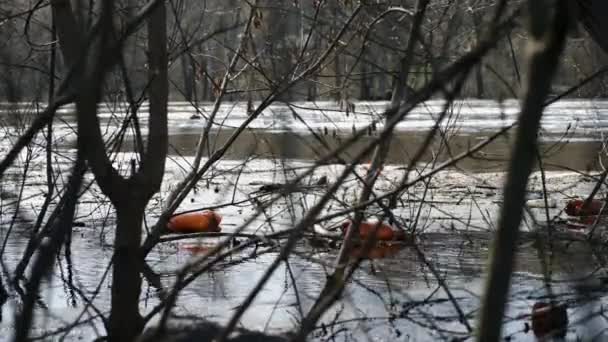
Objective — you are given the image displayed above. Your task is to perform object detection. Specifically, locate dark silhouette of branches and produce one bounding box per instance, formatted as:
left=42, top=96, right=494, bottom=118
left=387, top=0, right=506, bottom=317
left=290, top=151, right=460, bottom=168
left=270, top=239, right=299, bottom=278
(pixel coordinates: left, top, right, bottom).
left=2, top=1, right=608, bottom=341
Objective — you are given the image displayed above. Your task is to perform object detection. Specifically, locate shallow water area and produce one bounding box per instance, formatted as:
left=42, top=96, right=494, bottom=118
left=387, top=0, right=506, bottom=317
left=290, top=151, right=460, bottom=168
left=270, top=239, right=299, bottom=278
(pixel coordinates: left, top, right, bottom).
left=1, top=100, right=608, bottom=340
left=2, top=227, right=606, bottom=341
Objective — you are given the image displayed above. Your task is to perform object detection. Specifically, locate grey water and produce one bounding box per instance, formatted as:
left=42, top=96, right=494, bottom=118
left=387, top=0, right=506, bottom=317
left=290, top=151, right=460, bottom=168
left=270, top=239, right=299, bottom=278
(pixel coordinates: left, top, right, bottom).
left=0, top=100, right=607, bottom=341
left=3, top=99, right=606, bottom=171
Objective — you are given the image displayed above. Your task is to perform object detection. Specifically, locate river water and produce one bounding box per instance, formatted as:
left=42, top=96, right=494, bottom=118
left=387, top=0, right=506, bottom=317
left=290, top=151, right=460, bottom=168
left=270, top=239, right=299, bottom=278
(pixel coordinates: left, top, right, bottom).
left=1, top=100, right=608, bottom=341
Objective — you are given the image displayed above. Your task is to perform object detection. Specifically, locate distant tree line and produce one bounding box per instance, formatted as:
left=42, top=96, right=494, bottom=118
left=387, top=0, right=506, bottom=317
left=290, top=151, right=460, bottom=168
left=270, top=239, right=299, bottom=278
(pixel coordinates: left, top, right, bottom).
left=1, top=0, right=606, bottom=103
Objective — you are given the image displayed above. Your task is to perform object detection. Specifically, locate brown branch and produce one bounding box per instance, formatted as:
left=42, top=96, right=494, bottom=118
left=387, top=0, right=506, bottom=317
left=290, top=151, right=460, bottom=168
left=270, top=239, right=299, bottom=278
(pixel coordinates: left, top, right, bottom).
left=50, top=0, right=82, bottom=66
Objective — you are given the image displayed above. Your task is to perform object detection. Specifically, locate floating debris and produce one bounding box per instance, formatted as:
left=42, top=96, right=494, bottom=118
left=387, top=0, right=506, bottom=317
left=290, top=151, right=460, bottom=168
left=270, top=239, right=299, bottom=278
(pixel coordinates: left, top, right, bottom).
left=167, top=211, right=222, bottom=234
left=340, top=220, right=411, bottom=242
left=316, top=175, right=328, bottom=186
left=258, top=183, right=285, bottom=192
left=531, top=302, right=568, bottom=339
left=565, top=198, right=605, bottom=216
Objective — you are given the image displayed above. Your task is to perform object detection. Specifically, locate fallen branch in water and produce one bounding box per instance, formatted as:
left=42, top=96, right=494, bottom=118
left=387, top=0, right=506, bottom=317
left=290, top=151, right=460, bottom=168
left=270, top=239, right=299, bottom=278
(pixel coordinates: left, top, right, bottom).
left=157, top=231, right=269, bottom=243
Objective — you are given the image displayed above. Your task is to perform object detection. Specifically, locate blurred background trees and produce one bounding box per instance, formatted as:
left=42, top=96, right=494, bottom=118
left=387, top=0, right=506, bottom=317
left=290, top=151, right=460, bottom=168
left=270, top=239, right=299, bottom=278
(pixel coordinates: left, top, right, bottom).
left=1, top=0, right=605, bottom=104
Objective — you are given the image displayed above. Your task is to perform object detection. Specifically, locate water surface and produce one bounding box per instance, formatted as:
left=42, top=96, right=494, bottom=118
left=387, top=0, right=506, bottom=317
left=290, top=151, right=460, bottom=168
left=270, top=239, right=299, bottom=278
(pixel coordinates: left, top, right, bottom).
left=1, top=100, right=607, bottom=340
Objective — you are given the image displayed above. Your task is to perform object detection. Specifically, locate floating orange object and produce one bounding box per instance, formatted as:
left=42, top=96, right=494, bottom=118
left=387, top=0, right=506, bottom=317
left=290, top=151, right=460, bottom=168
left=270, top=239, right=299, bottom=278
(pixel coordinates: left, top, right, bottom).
left=167, top=210, right=222, bottom=234
left=564, top=199, right=605, bottom=217
left=531, top=302, right=568, bottom=339
left=340, top=220, right=407, bottom=242
left=349, top=244, right=404, bottom=259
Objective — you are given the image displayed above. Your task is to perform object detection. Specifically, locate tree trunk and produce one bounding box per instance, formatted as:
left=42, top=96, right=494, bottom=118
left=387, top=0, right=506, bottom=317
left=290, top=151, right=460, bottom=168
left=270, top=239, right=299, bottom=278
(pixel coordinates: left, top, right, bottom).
left=108, top=3, right=168, bottom=340
left=47, top=2, right=168, bottom=341
left=190, top=57, right=199, bottom=104
left=471, top=3, right=485, bottom=98
left=476, top=1, right=569, bottom=340
left=475, top=63, right=485, bottom=98
left=181, top=54, right=193, bottom=101
left=360, top=51, right=370, bottom=100
left=109, top=201, right=145, bottom=342
left=332, top=3, right=342, bottom=101
left=198, top=45, right=210, bottom=101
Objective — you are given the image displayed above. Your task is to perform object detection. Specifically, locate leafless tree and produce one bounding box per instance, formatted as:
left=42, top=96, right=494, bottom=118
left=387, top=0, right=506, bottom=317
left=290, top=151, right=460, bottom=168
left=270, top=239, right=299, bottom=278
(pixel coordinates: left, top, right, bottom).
left=1, top=1, right=608, bottom=342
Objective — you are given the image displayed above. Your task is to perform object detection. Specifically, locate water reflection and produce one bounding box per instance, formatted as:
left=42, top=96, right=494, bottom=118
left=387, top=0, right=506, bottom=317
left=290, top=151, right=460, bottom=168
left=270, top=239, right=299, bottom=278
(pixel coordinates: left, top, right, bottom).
left=144, top=231, right=607, bottom=340
left=1, top=221, right=607, bottom=340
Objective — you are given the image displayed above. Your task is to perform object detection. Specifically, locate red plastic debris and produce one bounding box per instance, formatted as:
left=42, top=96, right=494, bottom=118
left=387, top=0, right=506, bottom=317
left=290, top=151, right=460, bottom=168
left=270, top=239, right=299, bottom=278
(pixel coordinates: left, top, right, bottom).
left=531, top=302, right=568, bottom=339
left=564, top=199, right=605, bottom=217
left=340, top=220, right=409, bottom=242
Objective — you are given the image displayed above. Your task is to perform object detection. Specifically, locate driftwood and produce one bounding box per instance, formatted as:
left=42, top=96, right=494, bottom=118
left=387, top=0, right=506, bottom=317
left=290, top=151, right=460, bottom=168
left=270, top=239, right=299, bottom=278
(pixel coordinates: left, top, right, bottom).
left=254, top=182, right=326, bottom=194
